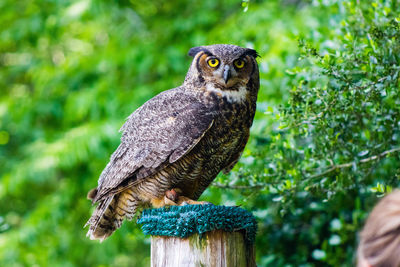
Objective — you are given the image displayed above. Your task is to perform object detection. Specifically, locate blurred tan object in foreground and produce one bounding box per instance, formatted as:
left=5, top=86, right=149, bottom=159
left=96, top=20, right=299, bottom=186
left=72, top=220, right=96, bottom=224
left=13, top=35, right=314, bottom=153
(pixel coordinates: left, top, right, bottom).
left=357, top=190, right=400, bottom=267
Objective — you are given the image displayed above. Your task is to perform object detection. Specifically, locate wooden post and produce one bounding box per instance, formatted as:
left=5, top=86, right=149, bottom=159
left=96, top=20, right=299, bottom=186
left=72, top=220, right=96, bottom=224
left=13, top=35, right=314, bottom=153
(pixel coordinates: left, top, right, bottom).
left=151, top=230, right=256, bottom=267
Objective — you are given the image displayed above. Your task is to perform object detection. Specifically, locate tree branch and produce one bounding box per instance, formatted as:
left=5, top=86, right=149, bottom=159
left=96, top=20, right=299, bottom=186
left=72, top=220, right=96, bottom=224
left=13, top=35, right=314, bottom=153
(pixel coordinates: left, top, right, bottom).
left=213, top=147, right=400, bottom=190
left=308, top=147, right=400, bottom=179
left=212, top=183, right=267, bottom=190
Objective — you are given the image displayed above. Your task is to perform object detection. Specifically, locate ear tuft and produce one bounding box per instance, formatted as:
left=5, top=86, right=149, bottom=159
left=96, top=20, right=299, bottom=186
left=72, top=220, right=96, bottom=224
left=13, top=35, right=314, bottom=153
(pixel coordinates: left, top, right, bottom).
left=188, top=46, right=207, bottom=57
left=245, top=48, right=260, bottom=58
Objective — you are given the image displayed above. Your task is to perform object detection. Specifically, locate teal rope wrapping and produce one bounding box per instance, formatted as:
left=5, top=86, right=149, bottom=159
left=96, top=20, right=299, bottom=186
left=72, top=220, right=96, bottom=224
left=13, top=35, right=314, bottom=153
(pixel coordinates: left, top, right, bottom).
left=137, top=204, right=257, bottom=245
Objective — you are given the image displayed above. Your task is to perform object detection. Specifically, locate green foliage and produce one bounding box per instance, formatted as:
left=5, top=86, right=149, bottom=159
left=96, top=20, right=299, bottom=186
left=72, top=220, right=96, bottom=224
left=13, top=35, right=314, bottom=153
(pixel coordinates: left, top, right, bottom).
left=0, top=0, right=399, bottom=266
left=210, top=0, right=400, bottom=265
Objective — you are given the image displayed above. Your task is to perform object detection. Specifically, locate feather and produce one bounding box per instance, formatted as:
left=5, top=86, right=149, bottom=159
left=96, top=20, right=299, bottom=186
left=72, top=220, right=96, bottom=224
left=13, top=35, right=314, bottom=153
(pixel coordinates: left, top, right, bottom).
left=86, top=189, right=138, bottom=241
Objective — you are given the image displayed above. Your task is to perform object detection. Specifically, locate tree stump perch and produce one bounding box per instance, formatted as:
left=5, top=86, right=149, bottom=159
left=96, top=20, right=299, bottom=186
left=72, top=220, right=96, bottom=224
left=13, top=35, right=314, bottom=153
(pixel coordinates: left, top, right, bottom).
left=138, top=204, right=258, bottom=267
left=151, top=230, right=256, bottom=267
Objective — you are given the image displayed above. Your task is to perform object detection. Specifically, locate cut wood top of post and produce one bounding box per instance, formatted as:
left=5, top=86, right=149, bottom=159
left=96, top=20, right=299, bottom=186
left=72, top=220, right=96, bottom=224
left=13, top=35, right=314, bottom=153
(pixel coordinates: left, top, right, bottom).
left=137, top=204, right=257, bottom=245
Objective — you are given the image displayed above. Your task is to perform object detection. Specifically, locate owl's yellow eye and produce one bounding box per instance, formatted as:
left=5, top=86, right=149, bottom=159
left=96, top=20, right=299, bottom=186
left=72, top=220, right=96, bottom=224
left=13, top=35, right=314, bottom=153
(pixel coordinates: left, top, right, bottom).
left=207, top=58, right=220, bottom=68
left=234, top=59, right=245, bottom=69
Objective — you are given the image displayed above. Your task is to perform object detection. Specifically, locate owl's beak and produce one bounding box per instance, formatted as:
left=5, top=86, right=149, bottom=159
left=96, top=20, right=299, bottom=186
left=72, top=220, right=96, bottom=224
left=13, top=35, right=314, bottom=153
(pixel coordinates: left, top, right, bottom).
left=223, top=66, right=231, bottom=84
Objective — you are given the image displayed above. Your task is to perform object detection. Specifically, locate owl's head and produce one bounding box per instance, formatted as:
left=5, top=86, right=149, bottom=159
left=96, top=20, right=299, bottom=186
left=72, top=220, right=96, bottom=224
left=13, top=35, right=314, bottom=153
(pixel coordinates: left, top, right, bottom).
left=184, top=44, right=259, bottom=99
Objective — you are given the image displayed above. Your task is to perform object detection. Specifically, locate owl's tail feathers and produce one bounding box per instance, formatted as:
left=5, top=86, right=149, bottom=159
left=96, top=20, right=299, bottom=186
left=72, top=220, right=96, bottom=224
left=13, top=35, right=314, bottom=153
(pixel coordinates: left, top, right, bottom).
left=85, top=188, right=138, bottom=242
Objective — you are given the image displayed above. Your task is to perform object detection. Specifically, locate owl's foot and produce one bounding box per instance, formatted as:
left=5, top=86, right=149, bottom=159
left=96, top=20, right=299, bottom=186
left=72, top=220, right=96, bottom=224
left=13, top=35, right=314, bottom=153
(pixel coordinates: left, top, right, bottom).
left=164, top=188, right=212, bottom=206
left=151, top=188, right=182, bottom=208
left=151, top=196, right=176, bottom=208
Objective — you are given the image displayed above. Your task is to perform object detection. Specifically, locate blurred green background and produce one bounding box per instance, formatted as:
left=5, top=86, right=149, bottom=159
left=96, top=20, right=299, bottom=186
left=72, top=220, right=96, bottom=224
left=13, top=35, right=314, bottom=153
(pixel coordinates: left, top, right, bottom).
left=1, top=0, right=399, bottom=266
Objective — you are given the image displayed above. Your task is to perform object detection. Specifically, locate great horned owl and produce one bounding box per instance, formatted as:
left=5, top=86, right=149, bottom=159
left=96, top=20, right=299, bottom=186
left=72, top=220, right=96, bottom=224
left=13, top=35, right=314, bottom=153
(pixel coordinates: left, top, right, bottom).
left=86, top=44, right=260, bottom=241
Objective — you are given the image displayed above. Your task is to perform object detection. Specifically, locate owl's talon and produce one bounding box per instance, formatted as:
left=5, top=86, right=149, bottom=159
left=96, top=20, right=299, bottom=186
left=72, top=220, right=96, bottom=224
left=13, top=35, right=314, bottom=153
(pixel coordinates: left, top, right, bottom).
left=163, top=196, right=178, bottom=206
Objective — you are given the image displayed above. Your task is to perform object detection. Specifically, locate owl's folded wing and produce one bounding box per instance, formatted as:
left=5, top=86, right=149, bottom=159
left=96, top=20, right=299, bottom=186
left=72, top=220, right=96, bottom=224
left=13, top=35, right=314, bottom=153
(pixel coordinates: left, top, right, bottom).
left=92, top=88, right=215, bottom=203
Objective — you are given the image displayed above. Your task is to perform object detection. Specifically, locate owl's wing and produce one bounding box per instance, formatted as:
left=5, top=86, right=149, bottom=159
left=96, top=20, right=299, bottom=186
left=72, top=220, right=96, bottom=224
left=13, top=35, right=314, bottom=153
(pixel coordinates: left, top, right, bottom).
left=93, top=88, right=215, bottom=202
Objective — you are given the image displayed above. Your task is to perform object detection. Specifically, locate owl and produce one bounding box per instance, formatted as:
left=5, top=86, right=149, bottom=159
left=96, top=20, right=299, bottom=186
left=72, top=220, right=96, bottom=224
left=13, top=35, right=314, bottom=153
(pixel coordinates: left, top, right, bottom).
left=86, top=44, right=260, bottom=241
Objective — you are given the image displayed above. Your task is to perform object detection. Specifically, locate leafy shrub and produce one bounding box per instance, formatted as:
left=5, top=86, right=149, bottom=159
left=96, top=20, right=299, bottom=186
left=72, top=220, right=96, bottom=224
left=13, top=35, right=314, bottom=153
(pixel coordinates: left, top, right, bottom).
left=218, top=0, right=400, bottom=265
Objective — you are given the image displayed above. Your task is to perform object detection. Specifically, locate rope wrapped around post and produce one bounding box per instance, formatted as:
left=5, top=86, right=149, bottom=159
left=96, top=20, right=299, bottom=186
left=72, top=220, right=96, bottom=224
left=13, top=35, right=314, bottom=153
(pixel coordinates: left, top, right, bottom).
left=138, top=204, right=257, bottom=267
